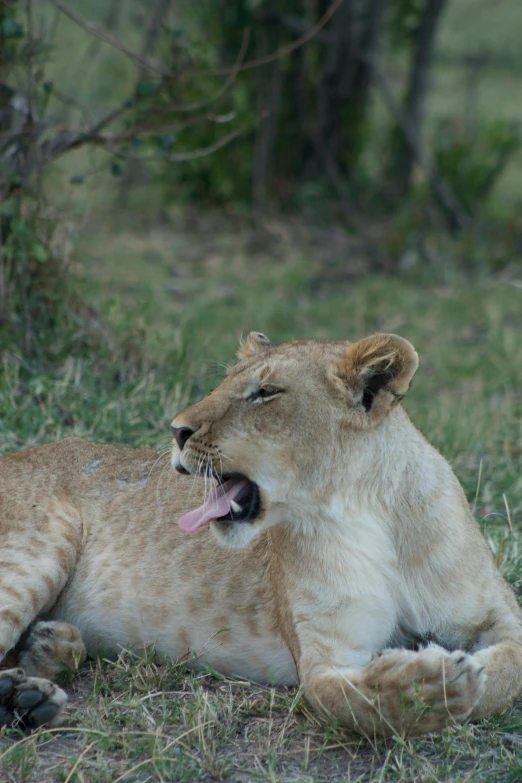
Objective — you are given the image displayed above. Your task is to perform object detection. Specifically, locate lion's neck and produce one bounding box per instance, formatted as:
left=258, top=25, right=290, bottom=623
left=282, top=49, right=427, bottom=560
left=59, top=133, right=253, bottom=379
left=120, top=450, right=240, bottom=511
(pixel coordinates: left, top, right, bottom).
left=273, top=406, right=460, bottom=551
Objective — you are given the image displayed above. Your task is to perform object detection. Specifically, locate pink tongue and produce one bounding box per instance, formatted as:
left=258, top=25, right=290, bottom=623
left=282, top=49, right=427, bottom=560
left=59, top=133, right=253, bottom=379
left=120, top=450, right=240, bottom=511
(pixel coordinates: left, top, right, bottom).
left=178, top=479, right=248, bottom=533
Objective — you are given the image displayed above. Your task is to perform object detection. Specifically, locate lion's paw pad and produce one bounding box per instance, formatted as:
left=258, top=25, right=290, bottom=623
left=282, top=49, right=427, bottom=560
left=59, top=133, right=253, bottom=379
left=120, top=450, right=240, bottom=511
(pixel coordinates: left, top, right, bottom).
left=0, top=668, right=67, bottom=729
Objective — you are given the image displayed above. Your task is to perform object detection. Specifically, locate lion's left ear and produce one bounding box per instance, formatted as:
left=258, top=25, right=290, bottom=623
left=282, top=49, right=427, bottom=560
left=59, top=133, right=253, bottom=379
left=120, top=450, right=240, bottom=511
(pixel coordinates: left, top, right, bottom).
left=336, top=333, right=419, bottom=414
left=237, top=332, right=276, bottom=360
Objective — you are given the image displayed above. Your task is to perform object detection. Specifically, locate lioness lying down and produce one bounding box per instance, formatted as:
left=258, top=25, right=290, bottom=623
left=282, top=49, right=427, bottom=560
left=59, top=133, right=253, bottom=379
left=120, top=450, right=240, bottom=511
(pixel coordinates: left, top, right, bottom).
left=1, top=332, right=521, bottom=736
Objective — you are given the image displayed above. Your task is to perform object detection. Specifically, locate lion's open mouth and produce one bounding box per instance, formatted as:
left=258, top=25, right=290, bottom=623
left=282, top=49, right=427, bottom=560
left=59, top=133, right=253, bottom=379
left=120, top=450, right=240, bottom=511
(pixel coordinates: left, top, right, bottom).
left=178, top=475, right=261, bottom=533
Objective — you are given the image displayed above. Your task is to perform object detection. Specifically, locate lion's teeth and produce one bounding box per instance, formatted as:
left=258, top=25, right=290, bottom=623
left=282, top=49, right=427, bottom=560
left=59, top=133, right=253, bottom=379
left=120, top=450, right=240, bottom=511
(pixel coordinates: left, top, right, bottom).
left=230, top=500, right=241, bottom=513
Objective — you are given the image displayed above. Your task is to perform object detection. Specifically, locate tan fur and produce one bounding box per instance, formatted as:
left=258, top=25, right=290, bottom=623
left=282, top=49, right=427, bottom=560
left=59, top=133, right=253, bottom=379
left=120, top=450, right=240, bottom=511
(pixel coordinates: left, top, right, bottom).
left=1, top=332, right=522, bottom=736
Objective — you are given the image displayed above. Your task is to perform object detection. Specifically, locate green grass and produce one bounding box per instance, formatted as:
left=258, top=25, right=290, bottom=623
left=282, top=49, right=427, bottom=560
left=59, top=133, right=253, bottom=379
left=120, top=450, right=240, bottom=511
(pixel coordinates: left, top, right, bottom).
left=3, top=651, right=522, bottom=782
left=1, top=215, right=522, bottom=781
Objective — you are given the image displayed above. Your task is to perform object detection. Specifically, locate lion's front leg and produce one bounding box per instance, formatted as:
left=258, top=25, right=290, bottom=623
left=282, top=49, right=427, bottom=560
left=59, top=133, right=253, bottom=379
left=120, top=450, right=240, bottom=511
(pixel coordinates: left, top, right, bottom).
left=470, top=628, right=522, bottom=719
left=304, top=645, right=486, bottom=737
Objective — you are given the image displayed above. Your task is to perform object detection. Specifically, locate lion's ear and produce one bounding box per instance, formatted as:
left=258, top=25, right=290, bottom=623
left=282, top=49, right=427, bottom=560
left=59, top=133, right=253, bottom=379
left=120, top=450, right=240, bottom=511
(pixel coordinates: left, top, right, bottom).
left=336, top=334, right=419, bottom=413
left=237, top=332, right=276, bottom=360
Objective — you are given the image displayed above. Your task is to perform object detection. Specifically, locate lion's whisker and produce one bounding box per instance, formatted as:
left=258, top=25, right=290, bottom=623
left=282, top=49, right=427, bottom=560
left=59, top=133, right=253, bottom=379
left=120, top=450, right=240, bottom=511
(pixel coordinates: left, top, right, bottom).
left=154, top=457, right=173, bottom=509
left=146, top=449, right=171, bottom=482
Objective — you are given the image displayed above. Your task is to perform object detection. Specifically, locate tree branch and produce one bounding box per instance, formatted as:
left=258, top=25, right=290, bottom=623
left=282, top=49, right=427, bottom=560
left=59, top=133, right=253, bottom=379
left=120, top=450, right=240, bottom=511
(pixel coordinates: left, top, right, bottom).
left=167, top=28, right=251, bottom=114
left=41, top=100, right=134, bottom=162
left=47, top=0, right=172, bottom=76
left=48, top=0, right=343, bottom=81
left=107, top=124, right=252, bottom=163
left=203, top=0, right=346, bottom=75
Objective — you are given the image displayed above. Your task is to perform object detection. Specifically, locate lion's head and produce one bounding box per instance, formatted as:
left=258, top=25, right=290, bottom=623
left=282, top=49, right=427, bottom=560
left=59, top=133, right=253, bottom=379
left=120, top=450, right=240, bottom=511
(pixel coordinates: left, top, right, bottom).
left=171, top=332, right=419, bottom=548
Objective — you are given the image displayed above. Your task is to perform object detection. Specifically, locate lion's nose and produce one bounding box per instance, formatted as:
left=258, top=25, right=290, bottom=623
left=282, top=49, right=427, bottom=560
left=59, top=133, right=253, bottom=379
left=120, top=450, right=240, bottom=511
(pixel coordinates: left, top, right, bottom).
left=171, top=425, right=195, bottom=451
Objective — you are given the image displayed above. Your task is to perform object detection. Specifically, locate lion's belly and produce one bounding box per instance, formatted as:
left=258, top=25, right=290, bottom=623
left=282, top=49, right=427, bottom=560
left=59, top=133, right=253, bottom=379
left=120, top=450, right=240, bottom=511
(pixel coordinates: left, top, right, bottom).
left=50, top=557, right=297, bottom=686
left=52, top=595, right=297, bottom=684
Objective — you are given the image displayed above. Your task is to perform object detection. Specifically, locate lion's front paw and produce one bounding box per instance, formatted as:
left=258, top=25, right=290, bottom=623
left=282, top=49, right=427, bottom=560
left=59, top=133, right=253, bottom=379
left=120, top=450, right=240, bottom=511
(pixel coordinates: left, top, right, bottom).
left=0, top=668, right=67, bottom=730
left=365, top=645, right=486, bottom=734
left=19, top=621, right=86, bottom=680
left=306, top=646, right=487, bottom=737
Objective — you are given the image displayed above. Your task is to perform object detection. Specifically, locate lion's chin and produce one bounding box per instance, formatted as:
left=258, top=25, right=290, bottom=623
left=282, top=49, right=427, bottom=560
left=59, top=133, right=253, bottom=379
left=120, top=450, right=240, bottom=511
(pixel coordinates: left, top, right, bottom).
left=209, top=511, right=268, bottom=549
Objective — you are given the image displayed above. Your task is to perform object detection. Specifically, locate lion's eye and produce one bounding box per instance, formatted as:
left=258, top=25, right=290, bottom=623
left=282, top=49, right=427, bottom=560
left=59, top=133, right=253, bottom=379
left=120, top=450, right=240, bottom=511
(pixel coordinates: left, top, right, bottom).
left=248, top=386, right=282, bottom=402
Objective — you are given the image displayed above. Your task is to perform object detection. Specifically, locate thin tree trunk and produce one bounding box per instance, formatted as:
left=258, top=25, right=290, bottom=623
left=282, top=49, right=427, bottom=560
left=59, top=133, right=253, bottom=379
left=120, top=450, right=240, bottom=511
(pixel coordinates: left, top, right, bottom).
left=252, top=14, right=283, bottom=209
left=390, top=0, right=449, bottom=197
left=342, top=0, right=388, bottom=170
left=314, top=0, right=387, bottom=177
left=315, top=0, right=358, bottom=166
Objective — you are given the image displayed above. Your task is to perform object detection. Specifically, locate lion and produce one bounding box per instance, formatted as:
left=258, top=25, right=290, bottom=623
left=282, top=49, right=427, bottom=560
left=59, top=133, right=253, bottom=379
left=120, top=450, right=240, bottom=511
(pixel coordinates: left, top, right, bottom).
left=0, top=332, right=521, bottom=737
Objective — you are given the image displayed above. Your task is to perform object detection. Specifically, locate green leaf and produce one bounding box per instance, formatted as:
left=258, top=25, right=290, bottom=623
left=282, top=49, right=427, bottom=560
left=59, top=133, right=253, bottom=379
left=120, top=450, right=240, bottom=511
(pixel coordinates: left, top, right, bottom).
left=135, top=81, right=161, bottom=97
left=160, top=133, right=176, bottom=150
left=1, top=17, right=24, bottom=39
left=39, top=81, right=54, bottom=116
left=0, top=200, right=18, bottom=218
left=32, top=242, right=48, bottom=264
